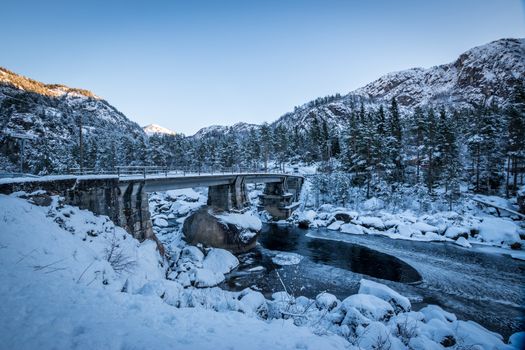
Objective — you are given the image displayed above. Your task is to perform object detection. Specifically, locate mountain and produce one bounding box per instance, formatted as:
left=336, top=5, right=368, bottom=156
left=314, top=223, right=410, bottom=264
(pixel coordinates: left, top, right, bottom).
left=143, top=124, right=177, bottom=136
left=274, top=38, right=524, bottom=131
left=192, top=122, right=259, bottom=138
left=0, top=67, right=148, bottom=174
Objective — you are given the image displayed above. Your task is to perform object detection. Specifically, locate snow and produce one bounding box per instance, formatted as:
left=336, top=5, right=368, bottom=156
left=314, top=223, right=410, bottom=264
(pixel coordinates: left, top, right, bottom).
left=358, top=216, right=385, bottom=230
left=216, top=211, right=262, bottom=232
left=341, top=294, right=394, bottom=321
left=340, top=223, right=365, bottom=235
left=193, top=268, right=225, bottom=287
left=1, top=188, right=521, bottom=350
left=411, top=221, right=439, bottom=233
left=0, top=194, right=352, bottom=349
left=327, top=220, right=344, bottom=230
left=166, top=188, right=201, bottom=201
left=477, top=217, right=521, bottom=246
left=203, top=248, right=239, bottom=275
left=454, top=236, right=472, bottom=248
left=358, top=279, right=411, bottom=313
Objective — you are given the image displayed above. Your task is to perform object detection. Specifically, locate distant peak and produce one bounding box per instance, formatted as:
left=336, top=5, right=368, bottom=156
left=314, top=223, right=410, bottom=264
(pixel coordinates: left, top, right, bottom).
left=143, top=124, right=177, bottom=136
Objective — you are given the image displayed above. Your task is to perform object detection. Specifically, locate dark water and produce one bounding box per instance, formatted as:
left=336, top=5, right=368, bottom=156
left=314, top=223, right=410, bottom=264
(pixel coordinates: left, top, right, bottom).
left=221, top=223, right=525, bottom=340
left=258, top=224, right=421, bottom=283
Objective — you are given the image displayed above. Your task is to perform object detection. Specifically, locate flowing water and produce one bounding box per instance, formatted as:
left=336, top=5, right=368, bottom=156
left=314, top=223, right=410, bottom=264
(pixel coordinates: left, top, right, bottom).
left=221, top=224, right=525, bottom=339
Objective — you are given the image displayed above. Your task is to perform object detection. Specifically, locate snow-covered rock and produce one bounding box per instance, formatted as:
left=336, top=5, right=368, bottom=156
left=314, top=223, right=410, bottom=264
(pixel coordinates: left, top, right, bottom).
left=315, top=292, right=339, bottom=311
left=203, top=248, right=239, bottom=275
left=193, top=268, right=225, bottom=287
left=477, top=217, right=521, bottom=246
left=358, top=279, right=411, bottom=313
left=359, top=216, right=385, bottom=230
left=341, top=294, right=394, bottom=321
left=327, top=220, right=344, bottom=231
left=412, top=222, right=439, bottom=233
left=340, top=223, right=365, bottom=235
left=454, top=237, right=472, bottom=248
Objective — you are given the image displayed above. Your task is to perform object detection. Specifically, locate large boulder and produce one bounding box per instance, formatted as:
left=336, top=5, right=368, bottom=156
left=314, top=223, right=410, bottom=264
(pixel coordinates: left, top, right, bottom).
left=182, top=207, right=259, bottom=253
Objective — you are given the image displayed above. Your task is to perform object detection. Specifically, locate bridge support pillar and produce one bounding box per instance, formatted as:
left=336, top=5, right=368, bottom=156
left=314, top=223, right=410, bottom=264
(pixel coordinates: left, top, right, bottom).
left=207, top=176, right=250, bottom=211
left=258, top=177, right=303, bottom=220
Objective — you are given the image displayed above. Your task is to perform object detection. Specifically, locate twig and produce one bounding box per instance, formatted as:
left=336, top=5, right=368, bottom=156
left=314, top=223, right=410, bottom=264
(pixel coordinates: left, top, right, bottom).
left=77, top=260, right=96, bottom=283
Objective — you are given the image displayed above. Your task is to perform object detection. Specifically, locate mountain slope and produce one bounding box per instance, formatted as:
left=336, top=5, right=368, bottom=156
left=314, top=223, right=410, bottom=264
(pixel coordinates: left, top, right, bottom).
left=354, top=38, right=525, bottom=108
left=0, top=67, right=148, bottom=174
left=273, top=38, right=524, bottom=131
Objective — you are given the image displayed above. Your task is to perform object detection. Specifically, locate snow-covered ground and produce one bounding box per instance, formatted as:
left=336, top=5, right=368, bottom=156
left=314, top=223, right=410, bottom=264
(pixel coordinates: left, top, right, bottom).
left=289, top=178, right=525, bottom=253
left=1, top=188, right=523, bottom=349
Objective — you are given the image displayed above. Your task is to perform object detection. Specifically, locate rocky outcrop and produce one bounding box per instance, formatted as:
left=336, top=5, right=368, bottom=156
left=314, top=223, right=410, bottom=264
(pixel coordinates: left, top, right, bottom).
left=182, top=207, right=259, bottom=253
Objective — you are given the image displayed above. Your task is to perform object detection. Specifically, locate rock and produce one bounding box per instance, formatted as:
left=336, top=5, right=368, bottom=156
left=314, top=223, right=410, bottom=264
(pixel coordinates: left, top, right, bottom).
left=297, top=220, right=310, bottom=229
left=203, top=248, right=239, bottom=275
left=182, top=207, right=258, bottom=253
left=27, top=193, right=52, bottom=206
left=334, top=212, right=353, bottom=223
left=358, top=279, right=411, bottom=313
left=440, top=335, right=456, bottom=347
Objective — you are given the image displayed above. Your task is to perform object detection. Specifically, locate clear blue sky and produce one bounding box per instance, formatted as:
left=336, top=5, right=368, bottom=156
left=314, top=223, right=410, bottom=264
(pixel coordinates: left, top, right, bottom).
left=2, top=0, right=524, bottom=135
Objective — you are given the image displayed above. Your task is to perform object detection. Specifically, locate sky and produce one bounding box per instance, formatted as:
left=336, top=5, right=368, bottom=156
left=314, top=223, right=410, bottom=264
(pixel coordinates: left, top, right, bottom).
left=2, top=0, right=524, bottom=135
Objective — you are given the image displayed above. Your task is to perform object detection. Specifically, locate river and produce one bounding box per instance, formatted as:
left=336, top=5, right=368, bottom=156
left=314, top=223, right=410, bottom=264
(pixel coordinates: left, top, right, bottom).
left=221, top=223, right=525, bottom=339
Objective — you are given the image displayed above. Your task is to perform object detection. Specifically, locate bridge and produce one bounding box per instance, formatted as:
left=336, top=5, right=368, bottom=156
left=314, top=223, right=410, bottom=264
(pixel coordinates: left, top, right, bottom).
left=0, top=170, right=304, bottom=242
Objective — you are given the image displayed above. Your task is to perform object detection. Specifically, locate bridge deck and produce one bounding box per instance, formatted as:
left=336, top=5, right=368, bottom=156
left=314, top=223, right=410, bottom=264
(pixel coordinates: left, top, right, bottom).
left=0, top=172, right=303, bottom=193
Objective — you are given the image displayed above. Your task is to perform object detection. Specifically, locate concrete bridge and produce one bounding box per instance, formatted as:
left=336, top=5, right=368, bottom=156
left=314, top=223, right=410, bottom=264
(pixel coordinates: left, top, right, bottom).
left=0, top=172, right=304, bottom=241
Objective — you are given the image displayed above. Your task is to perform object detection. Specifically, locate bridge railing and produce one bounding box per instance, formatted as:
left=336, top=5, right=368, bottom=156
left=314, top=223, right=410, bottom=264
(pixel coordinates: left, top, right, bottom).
left=67, top=165, right=296, bottom=178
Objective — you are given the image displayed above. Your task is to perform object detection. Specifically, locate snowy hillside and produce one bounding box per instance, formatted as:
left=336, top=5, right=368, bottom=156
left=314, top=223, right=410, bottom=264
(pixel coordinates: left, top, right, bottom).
left=192, top=122, right=260, bottom=138
left=274, top=38, right=524, bottom=131
left=0, top=67, right=148, bottom=173
left=143, top=123, right=177, bottom=136
left=355, top=38, right=525, bottom=108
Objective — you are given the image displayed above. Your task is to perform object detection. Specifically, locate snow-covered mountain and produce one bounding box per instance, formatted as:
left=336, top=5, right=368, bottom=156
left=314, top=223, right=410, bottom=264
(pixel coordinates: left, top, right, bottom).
left=354, top=38, right=524, bottom=108
left=192, top=122, right=259, bottom=138
left=0, top=67, right=148, bottom=173
left=185, top=38, right=524, bottom=135
left=143, top=123, right=177, bottom=136
left=274, top=38, right=525, bottom=131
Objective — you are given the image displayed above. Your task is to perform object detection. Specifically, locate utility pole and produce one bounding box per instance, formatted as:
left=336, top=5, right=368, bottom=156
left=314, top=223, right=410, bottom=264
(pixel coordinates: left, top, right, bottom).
left=3, top=131, right=37, bottom=174
left=78, top=114, right=84, bottom=174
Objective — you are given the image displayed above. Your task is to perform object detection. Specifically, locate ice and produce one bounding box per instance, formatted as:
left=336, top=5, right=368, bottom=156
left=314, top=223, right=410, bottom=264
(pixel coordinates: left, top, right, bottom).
left=271, top=252, right=303, bottom=265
